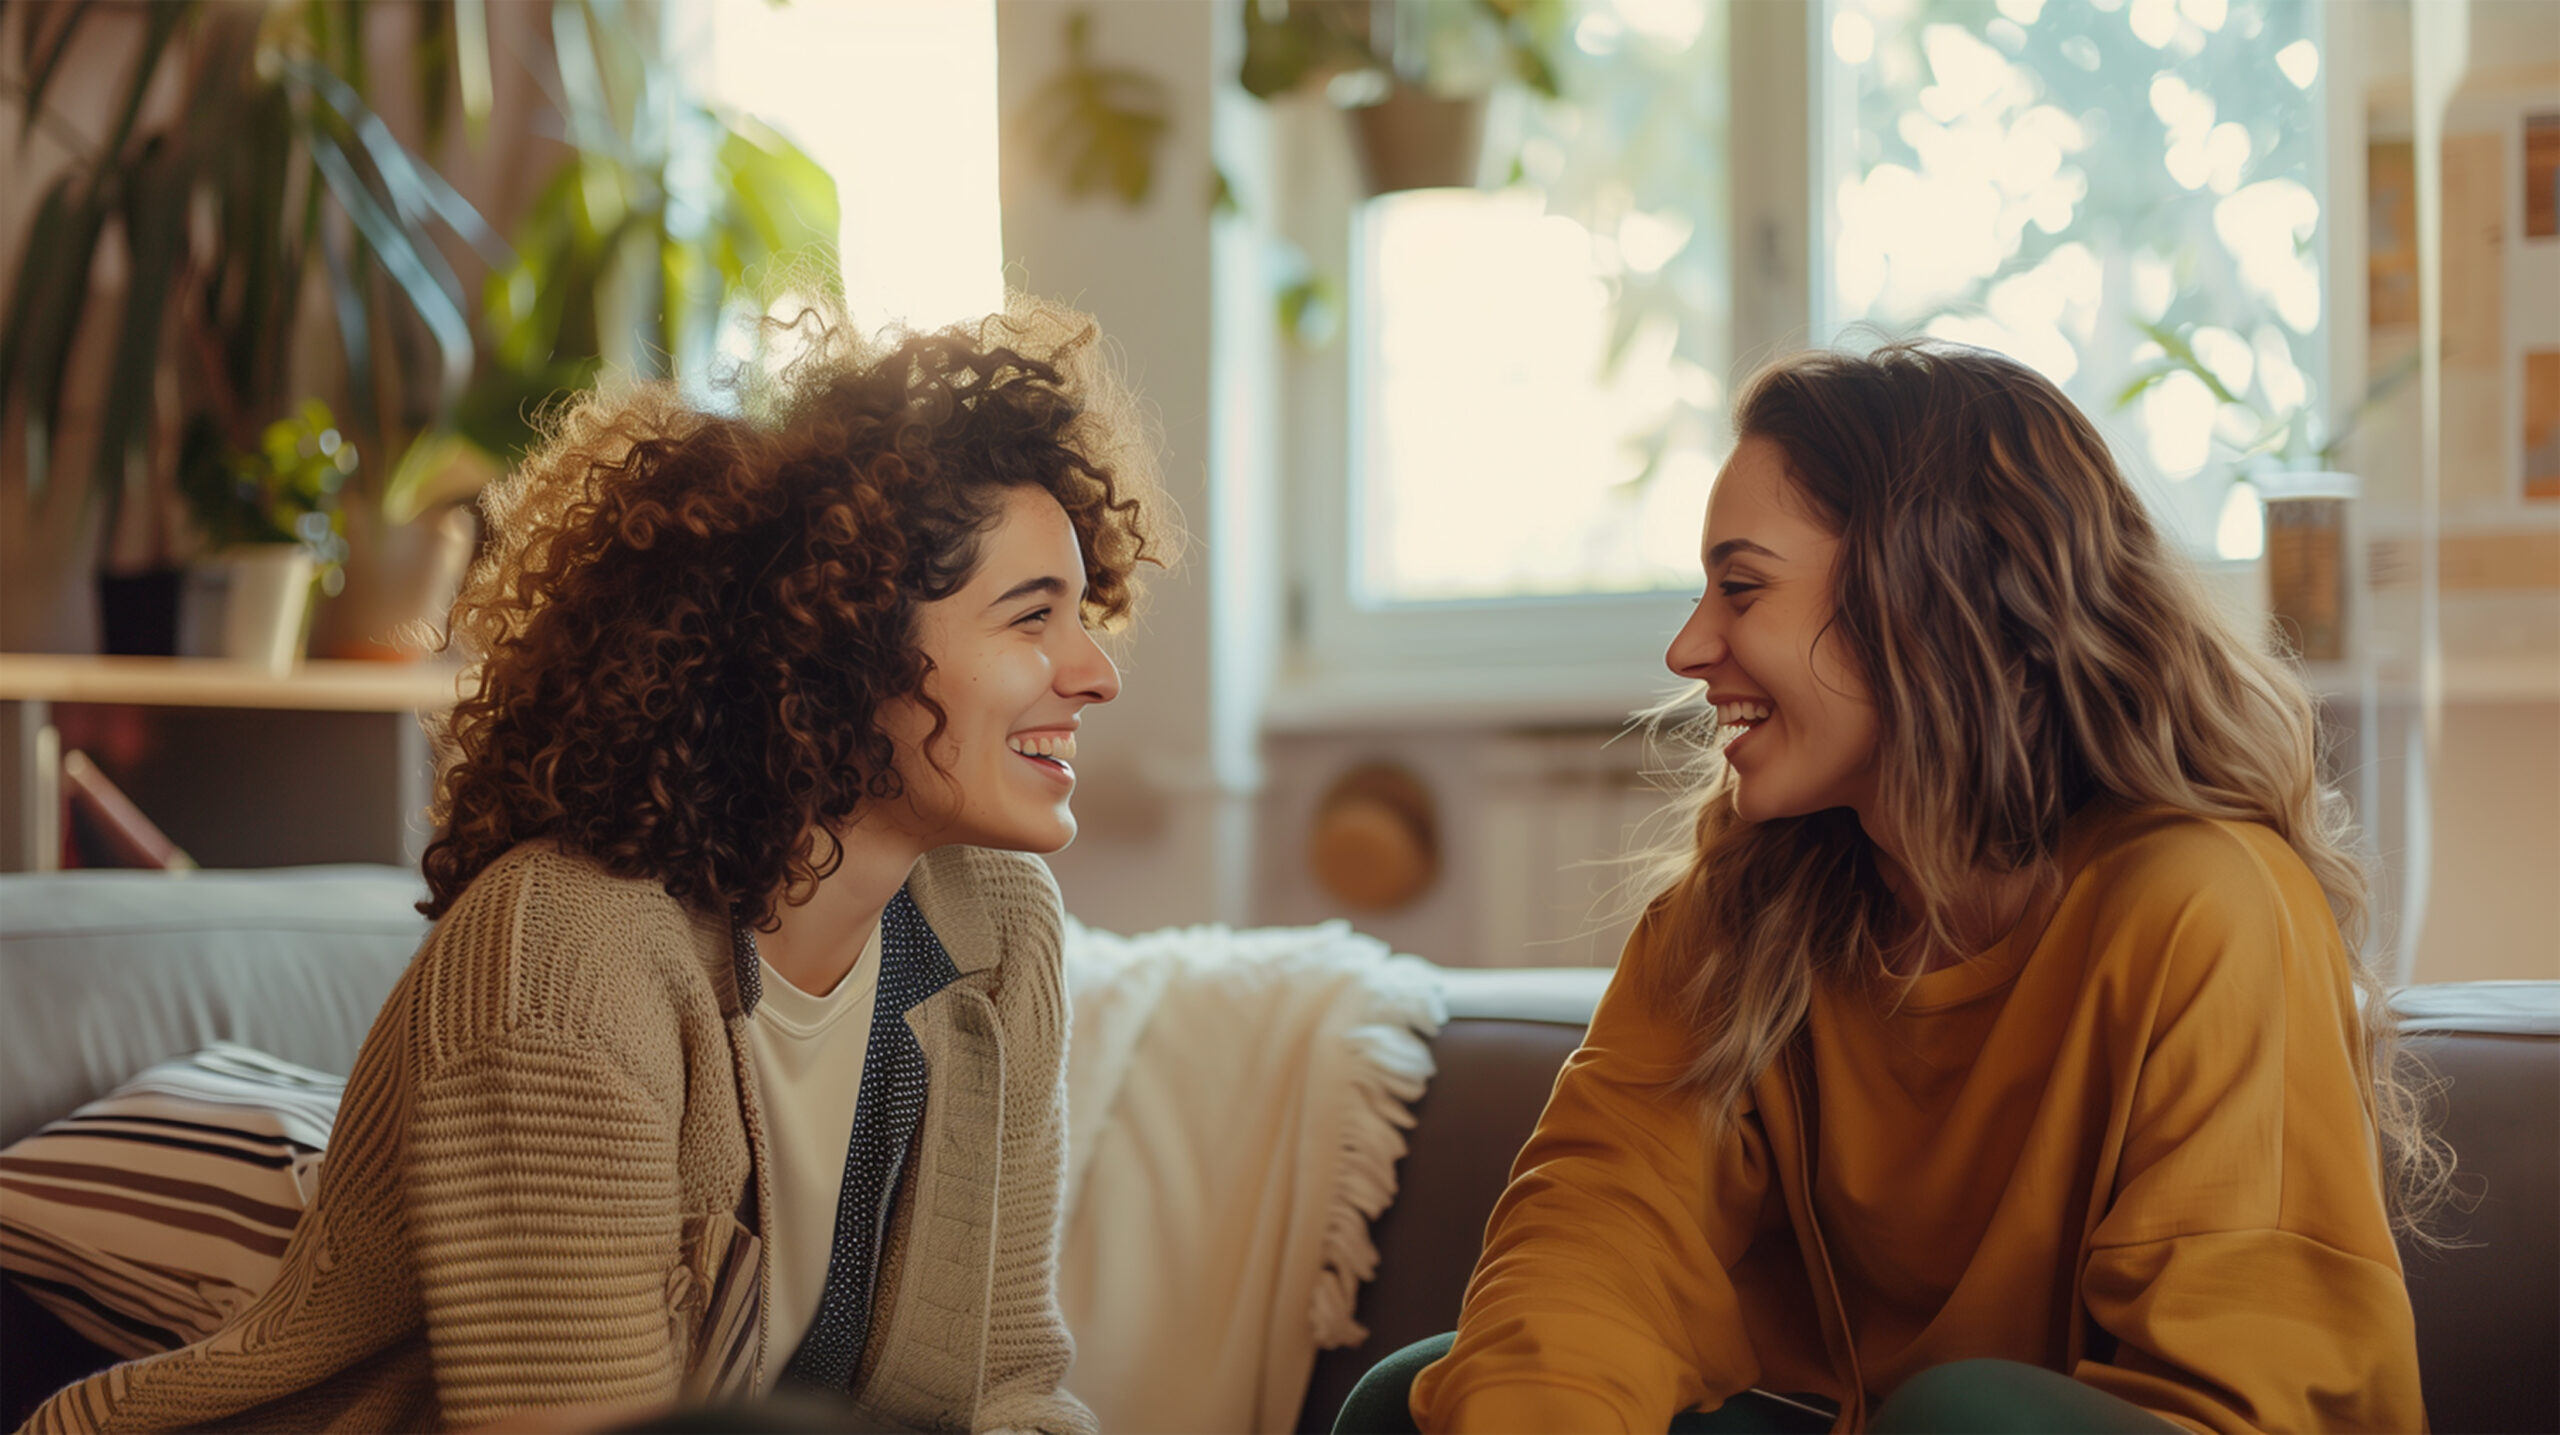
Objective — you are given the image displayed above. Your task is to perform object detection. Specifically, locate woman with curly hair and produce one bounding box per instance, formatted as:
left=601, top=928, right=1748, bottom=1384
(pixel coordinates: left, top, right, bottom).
left=22, top=303, right=1165, bottom=1435
left=1339, top=343, right=2440, bottom=1434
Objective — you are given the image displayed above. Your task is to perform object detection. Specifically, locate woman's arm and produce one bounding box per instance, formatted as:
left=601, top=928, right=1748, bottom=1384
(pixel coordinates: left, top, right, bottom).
left=404, top=861, right=695, bottom=1431
left=1411, top=914, right=1777, bottom=1434
left=2075, top=830, right=2425, bottom=1434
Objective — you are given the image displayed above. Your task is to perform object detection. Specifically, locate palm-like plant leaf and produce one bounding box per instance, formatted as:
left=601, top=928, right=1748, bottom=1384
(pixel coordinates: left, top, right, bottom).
left=16, top=0, right=99, bottom=145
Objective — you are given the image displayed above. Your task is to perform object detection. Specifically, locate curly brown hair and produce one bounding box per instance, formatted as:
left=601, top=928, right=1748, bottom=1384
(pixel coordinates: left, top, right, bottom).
left=419, top=300, right=1167, bottom=928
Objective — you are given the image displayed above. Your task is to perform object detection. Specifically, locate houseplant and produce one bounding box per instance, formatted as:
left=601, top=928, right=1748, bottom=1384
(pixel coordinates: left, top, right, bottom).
left=311, top=0, right=843, bottom=660
left=0, top=0, right=505, bottom=654
left=2, top=0, right=840, bottom=659
left=1239, top=0, right=1563, bottom=194
left=2115, top=321, right=2420, bottom=661
left=173, top=400, right=353, bottom=671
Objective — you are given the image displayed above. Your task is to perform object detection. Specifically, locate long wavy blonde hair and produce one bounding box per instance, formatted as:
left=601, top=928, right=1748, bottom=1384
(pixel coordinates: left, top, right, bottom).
left=1637, top=340, right=2451, bottom=1238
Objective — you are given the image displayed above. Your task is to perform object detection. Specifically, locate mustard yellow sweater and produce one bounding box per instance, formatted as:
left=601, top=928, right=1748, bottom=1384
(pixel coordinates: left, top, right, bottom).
left=22, top=842, right=1092, bottom=1435
left=1413, top=805, right=2423, bottom=1434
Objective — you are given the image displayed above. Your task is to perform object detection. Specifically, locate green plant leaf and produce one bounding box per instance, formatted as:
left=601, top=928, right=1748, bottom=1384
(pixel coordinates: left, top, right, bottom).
left=718, top=120, right=839, bottom=260
left=1020, top=9, right=1170, bottom=207
left=453, top=0, right=493, bottom=138
left=0, top=177, right=104, bottom=504
left=315, top=198, right=377, bottom=443
left=2111, top=366, right=2172, bottom=410
left=550, top=0, right=623, bottom=162
left=88, top=137, right=192, bottom=524
left=285, top=57, right=510, bottom=270
left=91, top=3, right=189, bottom=171
left=302, top=120, right=474, bottom=409
left=381, top=427, right=500, bottom=525
left=18, top=0, right=100, bottom=148
left=2130, top=318, right=2240, bottom=407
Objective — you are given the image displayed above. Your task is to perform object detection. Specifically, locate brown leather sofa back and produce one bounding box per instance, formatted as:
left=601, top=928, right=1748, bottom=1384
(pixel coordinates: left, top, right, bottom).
left=1300, top=973, right=2559, bottom=1435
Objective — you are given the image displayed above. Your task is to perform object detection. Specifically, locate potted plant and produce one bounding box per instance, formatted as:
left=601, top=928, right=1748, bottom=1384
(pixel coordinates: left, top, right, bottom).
left=3, top=0, right=839, bottom=661
left=307, top=0, right=842, bottom=660
left=174, top=400, right=353, bottom=672
left=2116, top=322, right=2419, bottom=663
left=1239, top=0, right=1563, bottom=194
left=1, top=1, right=505, bottom=656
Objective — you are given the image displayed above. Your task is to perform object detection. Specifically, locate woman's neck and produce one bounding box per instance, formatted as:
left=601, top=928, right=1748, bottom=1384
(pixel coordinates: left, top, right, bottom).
left=754, top=822, right=922, bottom=998
left=1859, top=812, right=2044, bottom=976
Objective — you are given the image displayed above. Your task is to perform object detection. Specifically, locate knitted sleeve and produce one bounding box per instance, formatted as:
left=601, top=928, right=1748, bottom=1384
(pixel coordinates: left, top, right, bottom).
left=969, top=854, right=1099, bottom=1435
left=403, top=853, right=693, bottom=1430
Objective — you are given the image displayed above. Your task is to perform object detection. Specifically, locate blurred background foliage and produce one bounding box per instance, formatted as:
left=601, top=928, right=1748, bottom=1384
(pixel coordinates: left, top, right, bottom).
left=0, top=0, right=839, bottom=570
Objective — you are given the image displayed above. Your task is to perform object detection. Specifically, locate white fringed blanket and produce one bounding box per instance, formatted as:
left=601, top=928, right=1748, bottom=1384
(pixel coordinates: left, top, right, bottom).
left=1057, top=918, right=1447, bottom=1435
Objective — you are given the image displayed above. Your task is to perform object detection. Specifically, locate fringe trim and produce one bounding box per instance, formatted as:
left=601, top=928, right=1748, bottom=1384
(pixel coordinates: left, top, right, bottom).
left=1309, top=950, right=1446, bottom=1350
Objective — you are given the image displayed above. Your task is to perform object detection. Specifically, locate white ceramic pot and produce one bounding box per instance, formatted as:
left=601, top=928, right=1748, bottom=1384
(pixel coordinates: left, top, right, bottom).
left=179, top=545, right=315, bottom=674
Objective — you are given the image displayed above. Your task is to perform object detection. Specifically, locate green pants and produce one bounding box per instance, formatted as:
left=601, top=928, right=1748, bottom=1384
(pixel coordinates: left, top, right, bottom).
left=1332, top=1333, right=2181, bottom=1434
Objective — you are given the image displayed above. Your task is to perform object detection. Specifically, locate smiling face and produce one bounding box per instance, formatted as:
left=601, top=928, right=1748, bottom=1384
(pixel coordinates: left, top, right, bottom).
left=877, top=486, right=1121, bottom=854
left=1664, top=436, right=1881, bottom=826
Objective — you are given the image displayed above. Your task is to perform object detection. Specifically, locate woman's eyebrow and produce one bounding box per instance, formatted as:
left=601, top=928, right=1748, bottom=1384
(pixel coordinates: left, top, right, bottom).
left=1707, top=538, right=1782, bottom=569
left=985, top=574, right=1072, bottom=609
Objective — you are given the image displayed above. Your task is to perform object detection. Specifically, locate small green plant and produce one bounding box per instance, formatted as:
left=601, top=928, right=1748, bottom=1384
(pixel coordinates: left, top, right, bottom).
left=179, top=400, right=355, bottom=593
left=2116, top=319, right=2420, bottom=474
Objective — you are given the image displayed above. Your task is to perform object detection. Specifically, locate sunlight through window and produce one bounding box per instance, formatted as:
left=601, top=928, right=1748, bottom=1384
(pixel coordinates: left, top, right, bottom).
left=703, top=0, right=1004, bottom=337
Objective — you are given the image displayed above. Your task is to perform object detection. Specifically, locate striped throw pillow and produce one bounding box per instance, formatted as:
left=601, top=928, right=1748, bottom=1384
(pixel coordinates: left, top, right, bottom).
left=0, top=1043, right=339, bottom=1358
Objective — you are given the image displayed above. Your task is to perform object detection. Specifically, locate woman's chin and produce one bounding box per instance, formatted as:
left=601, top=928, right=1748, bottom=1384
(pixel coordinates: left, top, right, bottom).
left=975, top=810, right=1077, bottom=855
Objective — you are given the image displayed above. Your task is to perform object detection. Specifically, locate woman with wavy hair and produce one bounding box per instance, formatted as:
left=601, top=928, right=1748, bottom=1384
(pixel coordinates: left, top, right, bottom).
left=1341, top=342, right=2441, bottom=1434
left=24, top=303, right=1164, bottom=1435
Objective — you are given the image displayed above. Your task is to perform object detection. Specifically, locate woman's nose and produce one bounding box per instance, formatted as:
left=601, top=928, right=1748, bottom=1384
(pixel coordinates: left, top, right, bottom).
left=1664, top=600, right=1726, bottom=681
left=1064, top=625, right=1122, bottom=705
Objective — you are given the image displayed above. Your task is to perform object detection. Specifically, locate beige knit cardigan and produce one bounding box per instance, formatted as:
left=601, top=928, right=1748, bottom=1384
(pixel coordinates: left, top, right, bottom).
left=21, top=842, right=1095, bottom=1435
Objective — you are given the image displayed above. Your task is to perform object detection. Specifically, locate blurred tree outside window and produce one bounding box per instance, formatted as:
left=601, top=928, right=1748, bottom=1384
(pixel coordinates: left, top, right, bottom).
left=1345, top=0, right=2328, bottom=610
left=1822, top=0, right=2326, bottom=561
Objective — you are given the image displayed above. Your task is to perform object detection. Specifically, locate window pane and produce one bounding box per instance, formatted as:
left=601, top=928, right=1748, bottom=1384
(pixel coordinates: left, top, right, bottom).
left=1352, top=1, right=1731, bottom=606
left=1822, top=0, right=2326, bottom=558
left=701, top=0, right=1004, bottom=335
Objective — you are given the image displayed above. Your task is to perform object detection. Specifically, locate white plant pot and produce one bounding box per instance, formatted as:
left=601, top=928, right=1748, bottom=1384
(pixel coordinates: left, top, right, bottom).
left=179, top=545, right=315, bottom=674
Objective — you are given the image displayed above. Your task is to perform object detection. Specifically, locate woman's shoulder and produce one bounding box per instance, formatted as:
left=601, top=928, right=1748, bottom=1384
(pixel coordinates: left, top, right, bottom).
left=2065, top=804, right=2339, bottom=984
left=435, top=840, right=701, bottom=947
left=415, top=841, right=716, bottom=1054
left=2074, top=803, right=2314, bottom=902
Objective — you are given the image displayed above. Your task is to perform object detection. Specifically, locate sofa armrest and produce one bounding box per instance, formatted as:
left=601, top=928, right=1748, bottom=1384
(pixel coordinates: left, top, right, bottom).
left=1297, top=968, right=1605, bottom=1433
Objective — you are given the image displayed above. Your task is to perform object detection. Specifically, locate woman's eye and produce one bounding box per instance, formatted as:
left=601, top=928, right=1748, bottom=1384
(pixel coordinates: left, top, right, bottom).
left=1015, top=607, right=1052, bottom=629
left=1718, top=581, right=1762, bottom=600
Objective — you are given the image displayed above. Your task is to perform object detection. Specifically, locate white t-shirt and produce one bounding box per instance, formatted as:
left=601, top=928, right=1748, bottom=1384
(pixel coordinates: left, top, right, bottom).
left=746, top=922, right=882, bottom=1385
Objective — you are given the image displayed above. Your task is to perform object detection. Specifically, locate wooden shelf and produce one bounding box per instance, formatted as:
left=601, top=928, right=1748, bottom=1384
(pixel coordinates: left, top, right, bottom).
left=0, top=655, right=461, bottom=712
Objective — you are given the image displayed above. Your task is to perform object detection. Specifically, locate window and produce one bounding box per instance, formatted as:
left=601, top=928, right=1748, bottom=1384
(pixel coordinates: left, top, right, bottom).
left=1278, top=0, right=1786, bottom=719
left=694, top=0, right=1005, bottom=336
left=1282, top=0, right=2334, bottom=714
left=1818, top=0, right=2329, bottom=561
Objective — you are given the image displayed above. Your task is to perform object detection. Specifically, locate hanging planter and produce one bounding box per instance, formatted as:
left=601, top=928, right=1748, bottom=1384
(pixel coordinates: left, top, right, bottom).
left=1241, top=0, right=1557, bottom=197
left=1347, top=85, right=1489, bottom=194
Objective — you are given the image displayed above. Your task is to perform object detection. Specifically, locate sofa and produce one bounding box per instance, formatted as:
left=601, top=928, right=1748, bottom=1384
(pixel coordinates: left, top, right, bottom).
left=3, top=868, right=2553, bottom=1434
